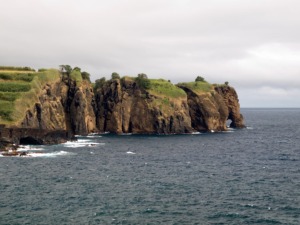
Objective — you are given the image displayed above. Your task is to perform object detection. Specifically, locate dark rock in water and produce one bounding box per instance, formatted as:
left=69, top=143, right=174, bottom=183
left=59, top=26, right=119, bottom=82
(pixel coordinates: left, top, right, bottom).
left=0, top=127, right=72, bottom=147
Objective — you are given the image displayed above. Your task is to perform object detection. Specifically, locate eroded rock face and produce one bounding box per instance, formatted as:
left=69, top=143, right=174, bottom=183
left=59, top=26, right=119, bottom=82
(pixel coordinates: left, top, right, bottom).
left=21, top=82, right=67, bottom=130
left=214, top=85, right=245, bottom=128
left=17, top=75, right=244, bottom=138
left=178, top=86, right=229, bottom=132
left=68, top=80, right=97, bottom=135
left=95, top=79, right=194, bottom=134
left=21, top=78, right=97, bottom=135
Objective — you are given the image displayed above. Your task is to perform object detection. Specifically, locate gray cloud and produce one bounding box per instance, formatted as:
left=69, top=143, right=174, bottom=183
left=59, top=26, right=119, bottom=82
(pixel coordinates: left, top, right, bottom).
left=1, top=0, right=300, bottom=107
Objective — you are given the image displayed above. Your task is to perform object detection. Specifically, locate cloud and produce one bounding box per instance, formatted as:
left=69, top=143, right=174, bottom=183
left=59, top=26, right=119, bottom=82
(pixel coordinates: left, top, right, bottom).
left=1, top=0, right=300, bottom=107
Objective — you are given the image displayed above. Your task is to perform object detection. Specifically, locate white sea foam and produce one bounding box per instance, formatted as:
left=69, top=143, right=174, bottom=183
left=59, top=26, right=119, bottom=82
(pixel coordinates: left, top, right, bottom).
left=223, top=130, right=234, bottom=133
left=1, top=151, right=74, bottom=158
left=17, top=145, right=45, bottom=152
left=77, top=139, right=91, bottom=143
left=191, top=132, right=201, bottom=135
left=86, top=135, right=102, bottom=138
left=28, top=151, right=72, bottom=158
left=63, top=140, right=104, bottom=148
left=63, top=141, right=87, bottom=148
left=126, top=151, right=136, bottom=154
left=246, top=126, right=253, bottom=130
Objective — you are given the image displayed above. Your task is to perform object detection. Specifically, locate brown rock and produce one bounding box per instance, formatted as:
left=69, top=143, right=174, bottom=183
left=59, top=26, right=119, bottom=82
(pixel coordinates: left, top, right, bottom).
left=95, top=79, right=194, bottom=134
left=214, top=85, right=245, bottom=128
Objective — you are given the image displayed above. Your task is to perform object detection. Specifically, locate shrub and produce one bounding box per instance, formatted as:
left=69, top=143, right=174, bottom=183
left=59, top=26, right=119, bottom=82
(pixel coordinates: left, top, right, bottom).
left=0, top=100, right=14, bottom=121
left=0, top=66, right=35, bottom=72
left=0, top=73, right=11, bottom=80
left=81, top=71, right=91, bottom=82
left=0, top=73, right=35, bottom=82
left=0, top=92, right=21, bottom=101
left=135, top=75, right=150, bottom=89
left=38, top=68, right=48, bottom=72
left=94, top=77, right=106, bottom=90
left=70, top=69, right=82, bottom=83
left=137, top=73, right=148, bottom=79
left=59, top=65, right=72, bottom=75
left=0, top=82, right=31, bottom=92
left=195, top=76, right=205, bottom=82
left=111, top=72, right=120, bottom=80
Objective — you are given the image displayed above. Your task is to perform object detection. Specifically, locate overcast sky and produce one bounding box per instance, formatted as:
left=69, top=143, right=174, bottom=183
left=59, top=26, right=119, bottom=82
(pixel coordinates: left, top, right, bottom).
left=1, top=0, right=300, bottom=107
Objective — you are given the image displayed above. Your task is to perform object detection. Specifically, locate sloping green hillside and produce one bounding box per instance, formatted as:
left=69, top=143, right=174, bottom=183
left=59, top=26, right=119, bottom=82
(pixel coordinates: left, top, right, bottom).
left=0, top=68, right=60, bottom=125
left=148, top=79, right=186, bottom=99
left=177, top=81, right=213, bottom=94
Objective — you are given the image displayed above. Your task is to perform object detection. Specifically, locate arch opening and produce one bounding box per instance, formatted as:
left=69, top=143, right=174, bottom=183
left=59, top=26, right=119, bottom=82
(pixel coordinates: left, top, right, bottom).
left=19, top=137, right=42, bottom=145
left=226, top=119, right=233, bottom=128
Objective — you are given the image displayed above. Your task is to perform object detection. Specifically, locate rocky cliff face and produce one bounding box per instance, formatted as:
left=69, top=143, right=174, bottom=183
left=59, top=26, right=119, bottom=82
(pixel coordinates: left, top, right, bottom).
left=2, top=74, right=245, bottom=147
left=21, top=77, right=97, bottom=136
left=214, top=85, right=245, bottom=128
left=178, top=85, right=229, bottom=132
left=95, top=79, right=245, bottom=134
left=95, top=78, right=194, bottom=134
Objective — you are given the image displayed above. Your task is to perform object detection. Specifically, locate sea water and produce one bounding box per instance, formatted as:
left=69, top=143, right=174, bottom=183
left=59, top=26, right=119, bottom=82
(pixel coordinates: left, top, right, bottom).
left=0, top=109, right=299, bottom=224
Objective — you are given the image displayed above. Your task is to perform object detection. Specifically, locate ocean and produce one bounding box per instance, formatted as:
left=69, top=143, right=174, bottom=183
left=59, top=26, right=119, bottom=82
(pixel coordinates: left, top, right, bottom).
left=0, top=109, right=299, bottom=224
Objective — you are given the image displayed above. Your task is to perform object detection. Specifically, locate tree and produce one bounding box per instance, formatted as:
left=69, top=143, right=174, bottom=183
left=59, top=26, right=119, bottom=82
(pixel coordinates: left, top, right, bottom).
left=73, top=67, right=81, bottom=72
left=137, top=73, right=148, bottom=79
left=136, top=73, right=150, bottom=89
left=59, top=65, right=72, bottom=75
left=225, top=81, right=229, bottom=86
left=70, top=69, right=82, bottom=83
left=81, top=71, right=91, bottom=82
left=111, top=72, right=120, bottom=80
left=94, top=77, right=106, bottom=90
left=195, top=76, right=205, bottom=82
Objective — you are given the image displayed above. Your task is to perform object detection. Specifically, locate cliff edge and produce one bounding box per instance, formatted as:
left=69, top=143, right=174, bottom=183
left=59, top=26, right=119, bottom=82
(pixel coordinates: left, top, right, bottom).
left=0, top=67, right=245, bottom=148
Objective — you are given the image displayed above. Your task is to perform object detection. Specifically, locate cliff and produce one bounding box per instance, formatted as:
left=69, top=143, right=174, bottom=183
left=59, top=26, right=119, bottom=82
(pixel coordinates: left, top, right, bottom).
left=0, top=67, right=245, bottom=148
left=177, top=82, right=245, bottom=131
left=214, top=85, right=245, bottom=128
left=0, top=68, right=97, bottom=146
left=95, top=78, right=245, bottom=134
left=95, top=78, right=194, bottom=134
left=21, top=76, right=97, bottom=135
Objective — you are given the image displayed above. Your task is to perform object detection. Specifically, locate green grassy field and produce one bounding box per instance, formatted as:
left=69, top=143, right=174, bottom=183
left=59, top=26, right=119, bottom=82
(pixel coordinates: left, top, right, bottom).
left=177, top=81, right=213, bottom=93
left=0, top=72, right=35, bottom=82
left=0, top=68, right=60, bottom=124
left=148, top=79, right=186, bottom=99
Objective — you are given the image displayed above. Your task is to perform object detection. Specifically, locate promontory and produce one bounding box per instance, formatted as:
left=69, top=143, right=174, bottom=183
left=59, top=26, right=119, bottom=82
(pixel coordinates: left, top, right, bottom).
left=0, top=66, right=245, bottom=149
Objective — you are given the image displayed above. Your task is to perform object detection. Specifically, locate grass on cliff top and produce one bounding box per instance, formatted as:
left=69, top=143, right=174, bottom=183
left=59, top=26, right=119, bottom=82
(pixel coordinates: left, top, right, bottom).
left=0, top=72, right=36, bottom=82
left=0, top=66, right=35, bottom=72
left=148, top=79, right=186, bottom=99
left=177, top=81, right=213, bottom=94
left=0, top=69, right=60, bottom=125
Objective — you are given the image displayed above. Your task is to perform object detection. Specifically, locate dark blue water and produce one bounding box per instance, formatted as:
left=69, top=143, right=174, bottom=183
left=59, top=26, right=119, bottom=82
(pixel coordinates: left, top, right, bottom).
left=1, top=109, right=299, bottom=224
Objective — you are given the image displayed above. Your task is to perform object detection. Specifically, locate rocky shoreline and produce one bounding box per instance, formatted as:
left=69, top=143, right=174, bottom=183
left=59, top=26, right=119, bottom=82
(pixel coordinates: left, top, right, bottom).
left=0, top=72, right=245, bottom=152
left=0, top=127, right=74, bottom=154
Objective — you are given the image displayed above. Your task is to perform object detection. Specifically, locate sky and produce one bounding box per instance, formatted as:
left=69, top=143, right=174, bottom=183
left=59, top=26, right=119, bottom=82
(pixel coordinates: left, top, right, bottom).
left=1, top=0, right=300, bottom=108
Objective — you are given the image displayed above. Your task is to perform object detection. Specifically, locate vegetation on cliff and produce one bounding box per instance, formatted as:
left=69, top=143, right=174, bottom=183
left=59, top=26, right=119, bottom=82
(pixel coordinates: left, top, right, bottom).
left=0, top=68, right=60, bottom=124
left=177, top=81, right=213, bottom=94
left=0, top=66, right=245, bottom=136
